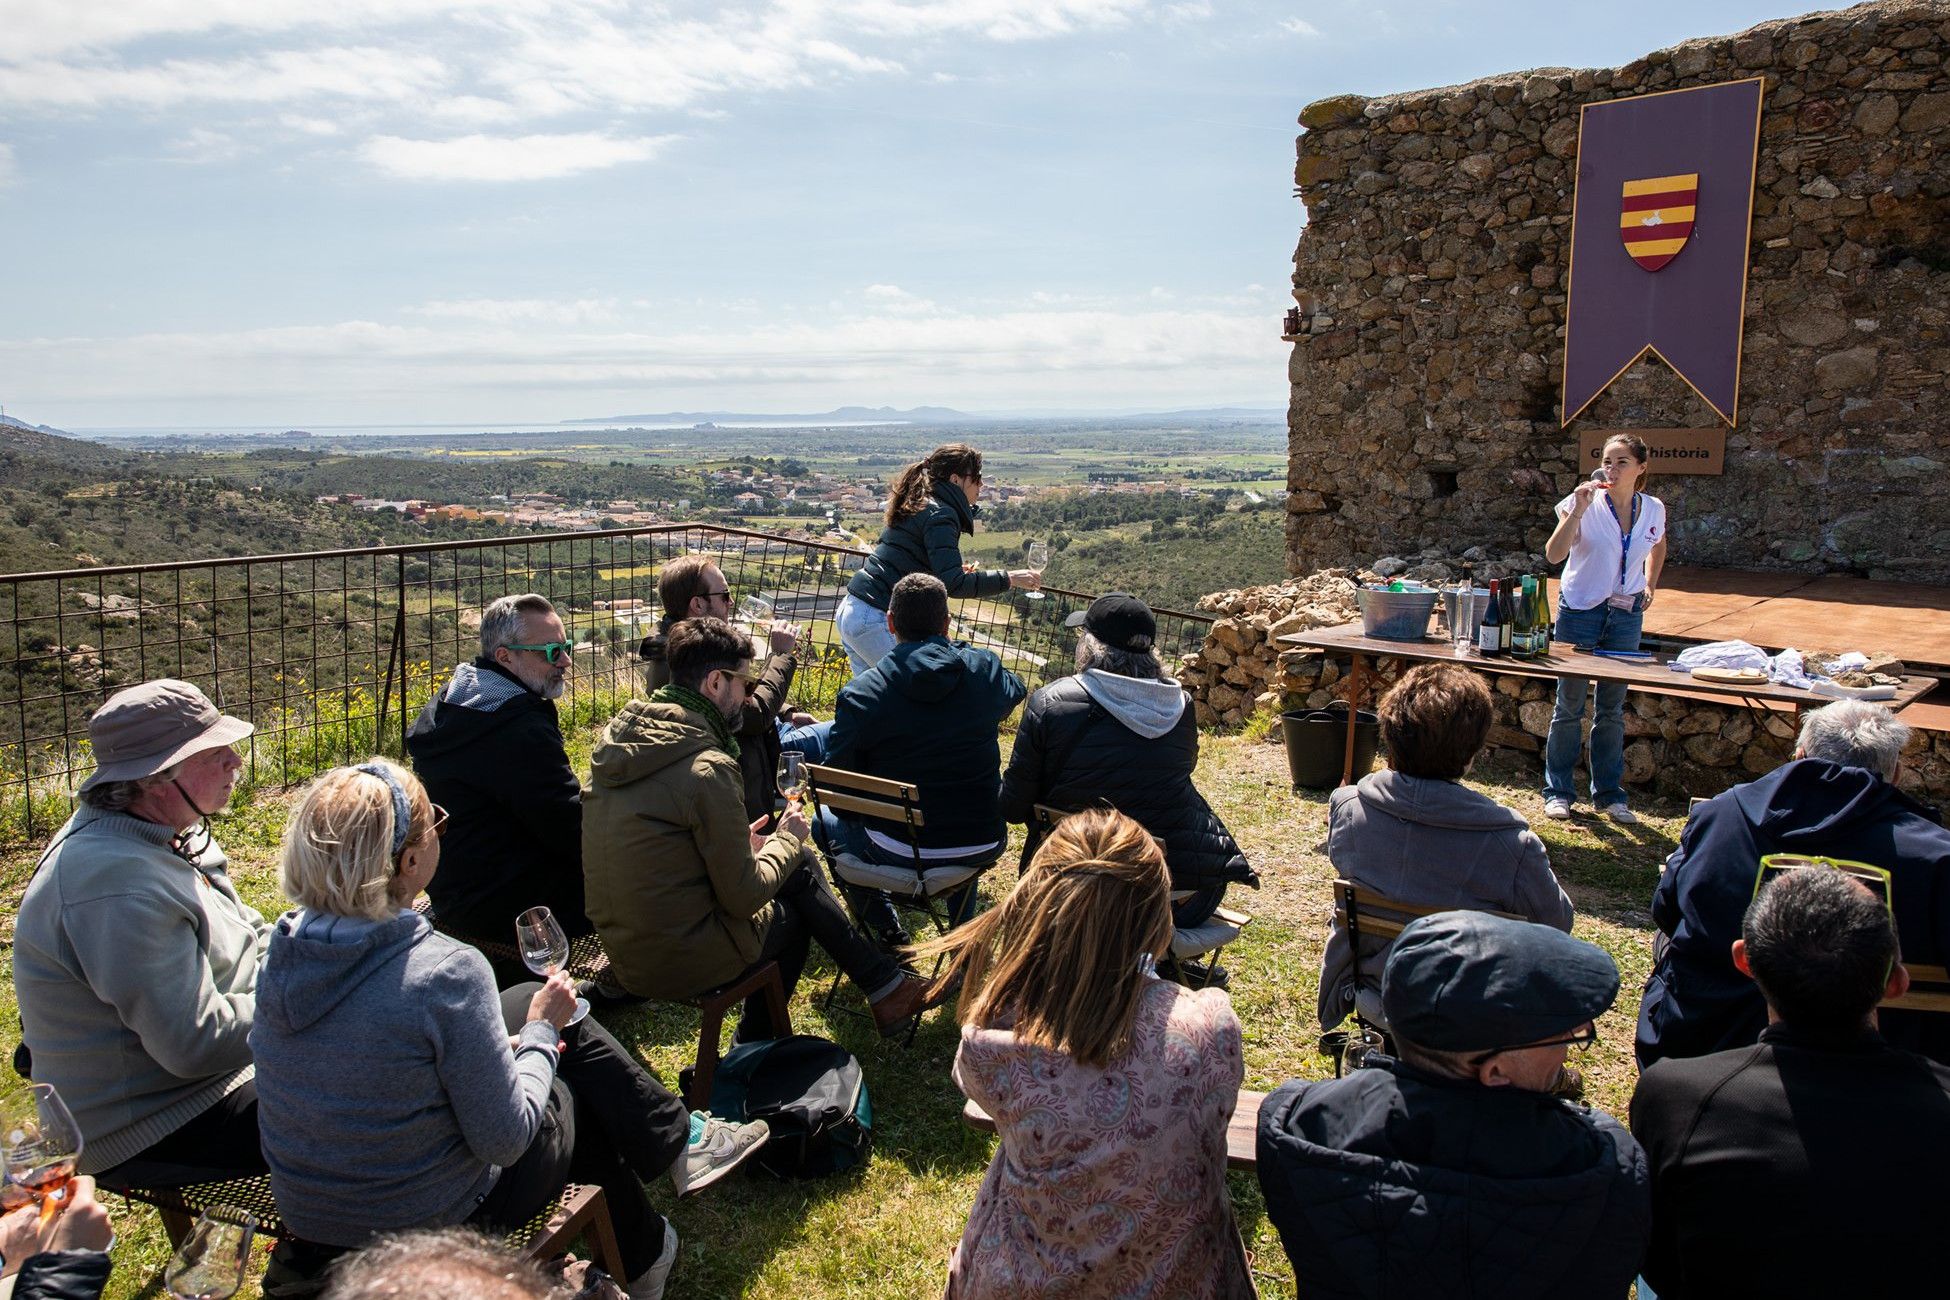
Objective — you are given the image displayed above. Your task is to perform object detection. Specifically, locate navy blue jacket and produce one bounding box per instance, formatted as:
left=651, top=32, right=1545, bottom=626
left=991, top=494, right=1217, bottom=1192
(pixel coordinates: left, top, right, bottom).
left=1256, top=1061, right=1650, bottom=1300
left=844, top=480, right=1009, bottom=610
left=1636, top=757, right=1950, bottom=1068
left=823, top=636, right=1025, bottom=851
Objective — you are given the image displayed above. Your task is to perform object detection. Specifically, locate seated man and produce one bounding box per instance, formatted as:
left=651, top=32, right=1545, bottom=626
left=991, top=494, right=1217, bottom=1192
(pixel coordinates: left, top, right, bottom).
left=818, top=572, right=1025, bottom=946
left=1316, top=663, right=1572, bottom=1031
left=641, top=554, right=827, bottom=822
left=1258, top=912, right=1649, bottom=1300
left=998, top=591, right=1257, bottom=974
left=407, top=593, right=590, bottom=945
left=584, top=618, right=932, bottom=1037
left=13, top=680, right=269, bottom=1186
left=1631, top=866, right=1950, bottom=1297
left=1637, top=698, right=1950, bottom=1068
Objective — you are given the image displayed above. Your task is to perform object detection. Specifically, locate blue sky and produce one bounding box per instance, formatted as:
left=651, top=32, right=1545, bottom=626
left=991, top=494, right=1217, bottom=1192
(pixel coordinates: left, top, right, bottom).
left=0, top=0, right=1795, bottom=428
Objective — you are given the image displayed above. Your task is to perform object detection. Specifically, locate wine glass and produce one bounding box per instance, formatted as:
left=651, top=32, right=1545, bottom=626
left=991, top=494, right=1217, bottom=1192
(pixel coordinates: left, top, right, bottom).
left=0, top=1083, right=83, bottom=1226
left=1023, top=541, right=1050, bottom=600
left=776, top=751, right=808, bottom=809
left=164, top=1209, right=256, bottom=1300
left=515, top=906, right=589, bottom=1027
left=1342, top=1028, right=1386, bottom=1071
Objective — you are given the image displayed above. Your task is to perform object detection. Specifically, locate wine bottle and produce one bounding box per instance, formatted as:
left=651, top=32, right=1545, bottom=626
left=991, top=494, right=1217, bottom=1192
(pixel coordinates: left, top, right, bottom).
left=1536, top=571, right=1553, bottom=654
left=1497, top=580, right=1515, bottom=655
left=1478, top=580, right=1504, bottom=657
left=1518, top=576, right=1539, bottom=658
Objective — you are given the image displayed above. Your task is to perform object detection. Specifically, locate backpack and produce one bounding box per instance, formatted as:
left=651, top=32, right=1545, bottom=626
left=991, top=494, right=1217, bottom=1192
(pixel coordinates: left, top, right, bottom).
left=701, top=1034, right=872, bottom=1179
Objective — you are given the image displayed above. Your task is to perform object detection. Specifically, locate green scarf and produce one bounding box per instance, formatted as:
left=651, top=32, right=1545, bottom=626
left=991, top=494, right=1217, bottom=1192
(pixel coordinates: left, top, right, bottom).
left=650, top=682, right=741, bottom=759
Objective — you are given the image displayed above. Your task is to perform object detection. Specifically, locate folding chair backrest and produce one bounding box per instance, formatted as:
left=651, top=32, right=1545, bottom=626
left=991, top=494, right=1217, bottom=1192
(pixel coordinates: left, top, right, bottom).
left=1332, top=880, right=1523, bottom=944
left=1031, top=804, right=1069, bottom=833
left=1888, top=963, right=1950, bottom=1014
left=806, top=763, right=925, bottom=844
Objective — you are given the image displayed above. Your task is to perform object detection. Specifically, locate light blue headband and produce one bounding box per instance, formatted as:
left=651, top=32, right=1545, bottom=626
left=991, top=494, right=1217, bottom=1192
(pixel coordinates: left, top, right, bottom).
left=353, top=762, right=412, bottom=858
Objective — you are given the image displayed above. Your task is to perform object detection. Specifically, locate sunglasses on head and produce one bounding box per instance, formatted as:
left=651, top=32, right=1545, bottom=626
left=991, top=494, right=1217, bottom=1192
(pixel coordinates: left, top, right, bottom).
left=1753, top=854, right=1893, bottom=917
left=429, top=804, right=449, bottom=839
left=507, top=640, right=575, bottom=664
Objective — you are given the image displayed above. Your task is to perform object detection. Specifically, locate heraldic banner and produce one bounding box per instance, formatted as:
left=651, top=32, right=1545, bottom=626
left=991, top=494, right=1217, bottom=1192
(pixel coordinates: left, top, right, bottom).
left=1561, top=77, right=1764, bottom=427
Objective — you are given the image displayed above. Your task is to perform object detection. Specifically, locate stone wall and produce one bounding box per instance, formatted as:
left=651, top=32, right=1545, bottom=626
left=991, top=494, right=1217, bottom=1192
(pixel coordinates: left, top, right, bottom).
left=1285, top=0, right=1950, bottom=583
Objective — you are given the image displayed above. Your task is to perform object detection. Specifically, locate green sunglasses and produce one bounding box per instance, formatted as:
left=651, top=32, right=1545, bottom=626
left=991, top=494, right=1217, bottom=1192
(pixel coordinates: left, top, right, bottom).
left=1753, top=853, right=1893, bottom=918
left=507, top=640, right=576, bottom=664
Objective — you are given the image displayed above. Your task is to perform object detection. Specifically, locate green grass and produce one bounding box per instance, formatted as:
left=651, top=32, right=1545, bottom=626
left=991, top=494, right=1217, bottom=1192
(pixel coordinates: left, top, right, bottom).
left=0, top=731, right=1678, bottom=1298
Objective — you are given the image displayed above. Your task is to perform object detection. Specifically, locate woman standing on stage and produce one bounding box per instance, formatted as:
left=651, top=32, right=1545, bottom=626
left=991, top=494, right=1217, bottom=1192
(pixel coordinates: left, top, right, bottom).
left=835, top=443, right=1041, bottom=676
left=1541, top=433, right=1667, bottom=823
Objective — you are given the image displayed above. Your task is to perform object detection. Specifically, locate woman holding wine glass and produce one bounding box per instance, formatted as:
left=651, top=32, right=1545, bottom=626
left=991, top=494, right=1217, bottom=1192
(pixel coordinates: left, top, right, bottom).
left=249, top=760, right=758, bottom=1299
left=1541, top=433, right=1668, bottom=824
left=834, top=444, right=1042, bottom=676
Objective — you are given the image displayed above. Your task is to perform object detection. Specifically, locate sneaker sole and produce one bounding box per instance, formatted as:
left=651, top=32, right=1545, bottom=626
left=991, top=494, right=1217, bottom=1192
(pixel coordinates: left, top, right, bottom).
left=676, top=1131, right=770, bottom=1197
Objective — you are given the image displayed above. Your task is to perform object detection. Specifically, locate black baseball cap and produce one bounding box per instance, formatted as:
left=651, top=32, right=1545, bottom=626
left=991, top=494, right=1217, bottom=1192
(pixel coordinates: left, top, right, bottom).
left=1064, top=592, right=1156, bottom=651
left=1381, top=911, right=1620, bottom=1052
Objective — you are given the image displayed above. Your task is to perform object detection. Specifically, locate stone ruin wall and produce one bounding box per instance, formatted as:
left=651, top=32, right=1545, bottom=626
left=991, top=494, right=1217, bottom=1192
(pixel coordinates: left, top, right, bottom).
left=1282, top=0, right=1950, bottom=583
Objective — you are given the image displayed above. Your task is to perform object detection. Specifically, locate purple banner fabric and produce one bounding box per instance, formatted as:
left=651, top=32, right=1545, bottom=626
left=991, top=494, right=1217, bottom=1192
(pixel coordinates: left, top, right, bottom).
left=1561, top=78, right=1764, bottom=427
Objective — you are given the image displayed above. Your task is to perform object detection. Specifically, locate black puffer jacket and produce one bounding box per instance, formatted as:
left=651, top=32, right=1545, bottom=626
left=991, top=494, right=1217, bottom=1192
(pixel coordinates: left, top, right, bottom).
left=844, top=479, right=1009, bottom=610
left=1256, top=1062, right=1650, bottom=1300
left=7, top=1250, right=113, bottom=1300
left=998, top=673, right=1257, bottom=892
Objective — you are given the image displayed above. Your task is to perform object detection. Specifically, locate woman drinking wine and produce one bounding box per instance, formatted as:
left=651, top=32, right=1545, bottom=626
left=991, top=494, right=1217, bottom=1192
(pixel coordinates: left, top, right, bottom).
left=1541, top=433, right=1667, bottom=823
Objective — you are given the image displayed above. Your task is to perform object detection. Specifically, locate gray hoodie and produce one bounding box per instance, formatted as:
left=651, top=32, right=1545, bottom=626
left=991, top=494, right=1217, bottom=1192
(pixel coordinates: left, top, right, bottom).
left=1317, top=769, right=1573, bottom=1030
left=249, top=908, right=560, bottom=1246
left=1077, top=668, right=1186, bottom=740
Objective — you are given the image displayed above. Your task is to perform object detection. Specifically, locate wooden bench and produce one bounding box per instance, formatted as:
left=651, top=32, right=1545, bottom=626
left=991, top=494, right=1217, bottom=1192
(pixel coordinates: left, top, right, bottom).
left=1887, top=962, right=1950, bottom=1014
left=962, top=1090, right=1266, bottom=1170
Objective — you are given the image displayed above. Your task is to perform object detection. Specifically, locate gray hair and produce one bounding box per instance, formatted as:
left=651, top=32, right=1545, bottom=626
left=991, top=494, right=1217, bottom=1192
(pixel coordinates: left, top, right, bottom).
left=1797, top=699, right=1910, bottom=781
left=321, top=1228, right=554, bottom=1300
left=1075, top=630, right=1167, bottom=681
left=1391, top=1035, right=1478, bottom=1081
left=479, top=593, right=556, bottom=659
left=78, top=763, right=180, bottom=812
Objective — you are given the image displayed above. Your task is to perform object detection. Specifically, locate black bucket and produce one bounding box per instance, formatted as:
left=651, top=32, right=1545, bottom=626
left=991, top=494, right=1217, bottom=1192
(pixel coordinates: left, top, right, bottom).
left=1282, top=704, right=1380, bottom=790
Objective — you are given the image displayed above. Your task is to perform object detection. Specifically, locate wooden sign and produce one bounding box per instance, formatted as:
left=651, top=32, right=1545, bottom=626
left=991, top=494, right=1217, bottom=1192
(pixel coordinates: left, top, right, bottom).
left=1578, top=428, right=1726, bottom=477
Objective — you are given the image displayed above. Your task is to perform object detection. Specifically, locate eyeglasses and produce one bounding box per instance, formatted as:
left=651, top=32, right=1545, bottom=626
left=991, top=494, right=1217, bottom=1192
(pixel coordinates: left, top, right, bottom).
left=1468, top=1022, right=1598, bottom=1068
left=506, top=641, right=575, bottom=664
left=698, top=588, right=731, bottom=601
left=1753, top=854, right=1893, bottom=918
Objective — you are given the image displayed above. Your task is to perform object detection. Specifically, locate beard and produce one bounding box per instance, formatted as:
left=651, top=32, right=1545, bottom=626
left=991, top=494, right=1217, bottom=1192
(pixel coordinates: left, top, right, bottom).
left=537, top=675, right=567, bottom=701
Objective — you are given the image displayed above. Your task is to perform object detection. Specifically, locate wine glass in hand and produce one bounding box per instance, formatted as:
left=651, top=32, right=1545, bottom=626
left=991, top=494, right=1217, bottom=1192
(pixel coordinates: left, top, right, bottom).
left=0, top=1084, right=82, bottom=1227
left=776, top=751, right=808, bottom=810
left=1023, top=541, right=1050, bottom=600
left=515, top=906, right=588, bottom=1026
left=164, top=1209, right=255, bottom=1300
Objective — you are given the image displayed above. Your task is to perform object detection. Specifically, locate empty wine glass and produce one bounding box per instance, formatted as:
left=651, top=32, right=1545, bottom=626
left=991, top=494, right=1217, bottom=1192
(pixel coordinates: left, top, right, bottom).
left=776, top=751, right=807, bottom=808
left=0, top=1083, right=83, bottom=1226
left=1023, top=541, right=1050, bottom=600
left=515, top=906, right=588, bottom=1026
left=738, top=594, right=774, bottom=623
left=164, top=1209, right=256, bottom=1300
left=1342, top=1028, right=1386, bottom=1071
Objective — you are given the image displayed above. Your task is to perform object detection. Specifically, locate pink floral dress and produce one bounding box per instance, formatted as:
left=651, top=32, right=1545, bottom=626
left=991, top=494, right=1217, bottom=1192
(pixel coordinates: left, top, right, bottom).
left=946, top=978, right=1255, bottom=1300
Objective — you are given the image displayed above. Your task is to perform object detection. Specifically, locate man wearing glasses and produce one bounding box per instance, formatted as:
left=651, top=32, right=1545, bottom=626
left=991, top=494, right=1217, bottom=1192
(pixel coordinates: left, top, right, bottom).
left=408, top=593, right=595, bottom=962
left=1256, top=911, right=1650, bottom=1299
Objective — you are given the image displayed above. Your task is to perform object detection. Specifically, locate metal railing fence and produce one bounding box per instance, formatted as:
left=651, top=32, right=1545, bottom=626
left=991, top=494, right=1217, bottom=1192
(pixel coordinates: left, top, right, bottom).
left=0, top=523, right=1213, bottom=844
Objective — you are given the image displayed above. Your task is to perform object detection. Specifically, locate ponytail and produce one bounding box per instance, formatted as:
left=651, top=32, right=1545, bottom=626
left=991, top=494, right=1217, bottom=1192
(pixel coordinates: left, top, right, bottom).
left=885, top=443, right=983, bottom=525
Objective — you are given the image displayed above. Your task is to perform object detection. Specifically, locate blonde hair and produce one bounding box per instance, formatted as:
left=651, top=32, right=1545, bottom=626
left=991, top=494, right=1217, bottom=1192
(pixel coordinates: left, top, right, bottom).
left=911, top=809, right=1171, bottom=1069
left=280, top=759, right=435, bottom=921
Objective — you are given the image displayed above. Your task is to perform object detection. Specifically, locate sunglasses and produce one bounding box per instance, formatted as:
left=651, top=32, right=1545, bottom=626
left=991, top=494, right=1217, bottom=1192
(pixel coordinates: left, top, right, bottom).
left=699, top=588, right=731, bottom=601
left=1469, top=1021, right=1598, bottom=1068
left=429, top=803, right=449, bottom=839
left=1753, top=853, right=1893, bottom=917
left=507, top=640, right=575, bottom=665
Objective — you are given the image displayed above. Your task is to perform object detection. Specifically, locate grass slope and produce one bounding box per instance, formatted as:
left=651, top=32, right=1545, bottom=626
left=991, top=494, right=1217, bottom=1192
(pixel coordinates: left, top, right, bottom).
left=0, top=732, right=1674, bottom=1299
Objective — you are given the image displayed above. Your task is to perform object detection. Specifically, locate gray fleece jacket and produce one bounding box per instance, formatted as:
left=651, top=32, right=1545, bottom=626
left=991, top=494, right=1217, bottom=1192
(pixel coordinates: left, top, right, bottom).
left=1318, top=770, right=1573, bottom=1030
left=249, top=908, right=560, bottom=1246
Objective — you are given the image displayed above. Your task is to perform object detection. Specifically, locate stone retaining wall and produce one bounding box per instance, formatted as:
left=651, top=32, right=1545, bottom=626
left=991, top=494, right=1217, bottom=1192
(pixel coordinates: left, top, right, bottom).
left=1284, top=0, right=1950, bottom=583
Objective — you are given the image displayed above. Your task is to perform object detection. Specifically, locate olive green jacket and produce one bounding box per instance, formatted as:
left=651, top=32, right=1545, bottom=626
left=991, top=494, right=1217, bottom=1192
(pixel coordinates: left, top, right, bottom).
left=583, top=698, right=802, bottom=997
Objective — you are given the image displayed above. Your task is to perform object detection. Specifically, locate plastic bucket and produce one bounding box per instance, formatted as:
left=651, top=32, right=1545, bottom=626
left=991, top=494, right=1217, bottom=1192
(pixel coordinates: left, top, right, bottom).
left=1356, top=586, right=1439, bottom=640
left=1282, top=705, right=1380, bottom=790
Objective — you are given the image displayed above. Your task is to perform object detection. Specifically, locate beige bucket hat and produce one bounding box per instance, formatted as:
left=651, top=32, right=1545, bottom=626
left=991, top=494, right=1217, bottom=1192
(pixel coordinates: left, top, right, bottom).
left=77, top=679, right=254, bottom=794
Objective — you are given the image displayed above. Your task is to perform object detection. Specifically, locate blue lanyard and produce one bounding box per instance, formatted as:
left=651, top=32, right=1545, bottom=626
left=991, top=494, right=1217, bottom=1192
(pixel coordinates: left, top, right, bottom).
left=1606, top=492, right=1642, bottom=589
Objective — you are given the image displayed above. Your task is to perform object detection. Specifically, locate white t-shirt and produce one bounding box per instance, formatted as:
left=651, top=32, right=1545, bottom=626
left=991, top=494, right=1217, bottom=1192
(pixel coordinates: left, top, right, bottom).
left=1554, top=491, right=1666, bottom=612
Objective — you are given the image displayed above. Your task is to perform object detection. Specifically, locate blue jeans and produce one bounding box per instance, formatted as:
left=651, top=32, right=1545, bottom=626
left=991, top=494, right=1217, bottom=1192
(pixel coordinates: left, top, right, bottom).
left=813, top=805, right=986, bottom=939
left=776, top=717, right=830, bottom=764
left=836, top=593, right=896, bottom=678
left=1543, top=598, right=1645, bottom=806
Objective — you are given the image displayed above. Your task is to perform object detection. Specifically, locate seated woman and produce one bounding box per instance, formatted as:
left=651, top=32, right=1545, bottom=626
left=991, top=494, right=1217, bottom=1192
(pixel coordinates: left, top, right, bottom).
left=250, top=760, right=760, bottom=1300
left=919, top=809, right=1254, bottom=1300
left=998, top=593, right=1257, bottom=981
left=1317, top=663, right=1574, bottom=1032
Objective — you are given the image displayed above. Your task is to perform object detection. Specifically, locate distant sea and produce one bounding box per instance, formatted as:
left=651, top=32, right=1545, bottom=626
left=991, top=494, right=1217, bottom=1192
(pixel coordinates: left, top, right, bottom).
left=75, top=420, right=912, bottom=440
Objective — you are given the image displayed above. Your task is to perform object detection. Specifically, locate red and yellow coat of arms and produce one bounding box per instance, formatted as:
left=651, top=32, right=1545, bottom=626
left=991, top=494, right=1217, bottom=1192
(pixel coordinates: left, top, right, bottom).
left=1619, top=173, right=1697, bottom=271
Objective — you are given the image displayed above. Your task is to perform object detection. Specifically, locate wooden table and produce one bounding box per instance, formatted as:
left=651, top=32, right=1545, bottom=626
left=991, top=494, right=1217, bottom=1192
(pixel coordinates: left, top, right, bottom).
left=1278, top=622, right=1940, bottom=787
left=961, top=1089, right=1267, bottom=1170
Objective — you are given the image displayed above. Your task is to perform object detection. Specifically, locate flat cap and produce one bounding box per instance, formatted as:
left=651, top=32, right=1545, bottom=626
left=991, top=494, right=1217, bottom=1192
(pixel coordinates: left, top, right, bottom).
left=1381, top=911, right=1620, bottom=1052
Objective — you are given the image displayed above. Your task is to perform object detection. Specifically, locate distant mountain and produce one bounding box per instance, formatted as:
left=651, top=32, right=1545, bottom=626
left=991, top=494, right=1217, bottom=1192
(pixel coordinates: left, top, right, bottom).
left=970, top=405, right=1285, bottom=420
left=565, top=405, right=971, bottom=425
left=0, top=412, right=77, bottom=438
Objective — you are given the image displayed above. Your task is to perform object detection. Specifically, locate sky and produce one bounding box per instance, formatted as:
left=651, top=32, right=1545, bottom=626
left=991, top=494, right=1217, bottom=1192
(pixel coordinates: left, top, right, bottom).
left=0, top=0, right=1799, bottom=429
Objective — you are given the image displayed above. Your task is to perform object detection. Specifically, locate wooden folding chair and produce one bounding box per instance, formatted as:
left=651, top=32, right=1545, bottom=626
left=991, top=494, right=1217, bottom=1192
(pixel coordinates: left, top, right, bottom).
left=1886, top=963, right=1950, bottom=1014
left=1330, top=880, right=1523, bottom=1040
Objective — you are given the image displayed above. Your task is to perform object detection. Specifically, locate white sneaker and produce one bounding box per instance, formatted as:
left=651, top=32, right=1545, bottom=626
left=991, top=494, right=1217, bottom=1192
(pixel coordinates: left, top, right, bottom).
left=1601, top=803, right=1639, bottom=825
left=626, top=1220, right=678, bottom=1300
left=1543, top=797, right=1573, bottom=820
left=671, top=1112, right=770, bottom=1197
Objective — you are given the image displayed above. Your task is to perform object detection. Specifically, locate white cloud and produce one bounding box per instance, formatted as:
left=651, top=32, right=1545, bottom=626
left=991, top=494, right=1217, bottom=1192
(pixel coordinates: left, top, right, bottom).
left=1278, top=17, right=1322, bottom=37
left=359, top=131, right=675, bottom=180
left=166, top=128, right=247, bottom=164
left=0, top=143, right=14, bottom=189
left=0, top=46, right=450, bottom=111
left=407, top=297, right=624, bottom=326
